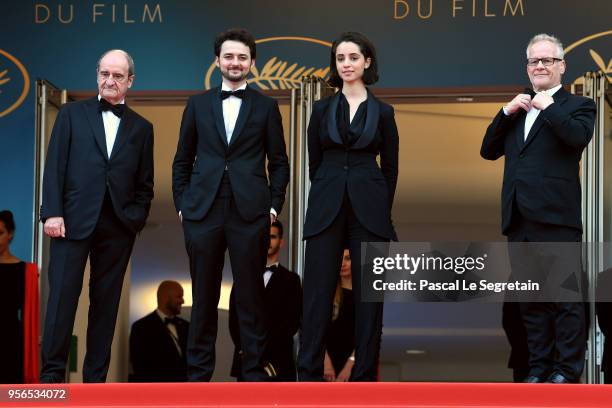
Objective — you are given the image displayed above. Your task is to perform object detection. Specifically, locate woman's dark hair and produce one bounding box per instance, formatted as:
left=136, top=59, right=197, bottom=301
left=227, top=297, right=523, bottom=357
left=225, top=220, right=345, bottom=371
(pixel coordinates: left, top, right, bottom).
left=328, top=32, right=379, bottom=88
left=214, top=28, right=257, bottom=60
left=0, top=210, right=15, bottom=234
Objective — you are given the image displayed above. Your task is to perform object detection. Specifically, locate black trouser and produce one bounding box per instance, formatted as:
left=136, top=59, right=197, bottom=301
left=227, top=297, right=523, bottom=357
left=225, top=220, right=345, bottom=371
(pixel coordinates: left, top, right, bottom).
left=502, top=301, right=530, bottom=382
left=505, top=212, right=586, bottom=381
left=41, top=193, right=135, bottom=383
left=298, top=193, right=385, bottom=381
left=183, top=175, right=270, bottom=381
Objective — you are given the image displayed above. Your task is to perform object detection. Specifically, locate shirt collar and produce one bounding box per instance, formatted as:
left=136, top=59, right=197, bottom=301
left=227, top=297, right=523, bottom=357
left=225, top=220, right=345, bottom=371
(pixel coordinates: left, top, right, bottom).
left=221, top=82, right=248, bottom=92
left=266, top=261, right=279, bottom=269
left=98, top=94, right=125, bottom=105
left=156, top=309, right=173, bottom=321
left=538, top=84, right=562, bottom=97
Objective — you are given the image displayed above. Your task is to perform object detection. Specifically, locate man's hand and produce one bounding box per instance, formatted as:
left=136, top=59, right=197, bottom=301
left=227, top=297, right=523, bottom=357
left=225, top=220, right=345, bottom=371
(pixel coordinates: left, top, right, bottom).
left=531, top=92, right=554, bottom=111
left=505, top=93, right=532, bottom=115
left=44, top=217, right=65, bottom=238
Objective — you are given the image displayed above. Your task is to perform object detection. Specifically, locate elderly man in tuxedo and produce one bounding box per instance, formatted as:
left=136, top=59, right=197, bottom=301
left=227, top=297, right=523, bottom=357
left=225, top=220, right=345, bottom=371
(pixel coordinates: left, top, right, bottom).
left=172, top=28, right=289, bottom=381
left=481, top=34, right=596, bottom=383
left=40, top=49, right=154, bottom=383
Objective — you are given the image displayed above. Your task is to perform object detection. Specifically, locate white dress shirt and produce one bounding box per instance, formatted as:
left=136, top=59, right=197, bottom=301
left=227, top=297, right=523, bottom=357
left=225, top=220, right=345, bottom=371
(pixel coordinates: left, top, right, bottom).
left=218, top=82, right=277, bottom=217
left=523, top=84, right=562, bottom=140
left=156, top=309, right=182, bottom=356
left=263, top=261, right=279, bottom=288
left=98, top=95, right=124, bottom=158
left=221, top=83, right=247, bottom=144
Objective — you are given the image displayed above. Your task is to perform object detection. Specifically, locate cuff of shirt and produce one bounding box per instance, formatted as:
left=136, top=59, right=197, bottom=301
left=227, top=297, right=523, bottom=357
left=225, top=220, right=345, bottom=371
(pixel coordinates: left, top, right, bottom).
left=270, top=208, right=277, bottom=217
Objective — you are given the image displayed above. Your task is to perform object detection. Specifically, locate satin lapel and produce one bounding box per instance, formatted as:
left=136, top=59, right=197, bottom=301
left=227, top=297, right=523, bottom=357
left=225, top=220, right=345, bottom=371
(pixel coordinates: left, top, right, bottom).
left=326, top=92, right=343, bottom=145
left=264, top=272, right=275, bottom=292
left=109, top=106, right=135, bottom=159
left=228, top=87, right=252, bottom=148
left=83, top=97, right=109, bottom=160
left=521, top=88, right=569, bottom=153
left=515, top=112, right=527, bottom=151
left=351, top=91, right=380, bottom=150
left=521, top=115, right=545, bottom=152
left=211, top=87, right=228, bottom=147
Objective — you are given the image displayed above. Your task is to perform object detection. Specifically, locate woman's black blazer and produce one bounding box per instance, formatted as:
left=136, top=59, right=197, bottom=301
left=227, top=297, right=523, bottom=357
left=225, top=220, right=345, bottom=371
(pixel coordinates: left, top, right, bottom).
left=303, top=90, right=399, bottom=241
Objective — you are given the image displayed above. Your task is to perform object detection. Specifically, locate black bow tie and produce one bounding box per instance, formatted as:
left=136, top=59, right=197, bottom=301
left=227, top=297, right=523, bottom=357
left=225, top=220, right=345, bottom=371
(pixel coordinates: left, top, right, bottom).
left=98, top=98, right=125, bottom=118
left=164, top=316, right=180, bottom=326
left=220, top=89, right=245, bottom=100
left=264, top=264, right=279, bottom=275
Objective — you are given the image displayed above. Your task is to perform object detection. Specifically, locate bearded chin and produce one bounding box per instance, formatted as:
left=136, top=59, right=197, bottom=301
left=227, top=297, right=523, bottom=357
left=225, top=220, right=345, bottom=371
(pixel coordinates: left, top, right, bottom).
left=222, top=70, right=248, bottom=82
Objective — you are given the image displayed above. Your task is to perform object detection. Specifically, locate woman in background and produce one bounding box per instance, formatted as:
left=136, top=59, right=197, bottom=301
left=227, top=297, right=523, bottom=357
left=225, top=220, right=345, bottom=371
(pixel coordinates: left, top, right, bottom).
left=324, top=249, right=355, bottom=382
left=0, top=210, right=39, bottom=383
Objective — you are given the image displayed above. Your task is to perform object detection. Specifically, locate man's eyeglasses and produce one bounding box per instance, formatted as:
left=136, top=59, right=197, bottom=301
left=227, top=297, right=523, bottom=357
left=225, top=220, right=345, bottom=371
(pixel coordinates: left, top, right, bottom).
left=97, top=71, right=130, bottom=83
left=526, top=57, right=563, bottom=67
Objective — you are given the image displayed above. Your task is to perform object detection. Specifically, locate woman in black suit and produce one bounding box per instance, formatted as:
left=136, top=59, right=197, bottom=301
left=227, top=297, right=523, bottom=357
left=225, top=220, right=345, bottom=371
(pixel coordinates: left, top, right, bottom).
left=298, top=32, right=399, bottom=381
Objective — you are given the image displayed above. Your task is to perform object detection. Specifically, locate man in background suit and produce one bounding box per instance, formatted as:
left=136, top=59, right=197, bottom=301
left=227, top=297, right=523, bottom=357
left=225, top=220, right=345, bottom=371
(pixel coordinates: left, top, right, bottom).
left=481, top=34, right=596, bottom=383
left=172, top=28, right=289, bottom=381
left=229, top=220, right=302, bottom=381
left=130, top=281, right=188, bottom=382
left=40, top=49, right=154, bottom=383
left=596, top=269, right=612, bottom=383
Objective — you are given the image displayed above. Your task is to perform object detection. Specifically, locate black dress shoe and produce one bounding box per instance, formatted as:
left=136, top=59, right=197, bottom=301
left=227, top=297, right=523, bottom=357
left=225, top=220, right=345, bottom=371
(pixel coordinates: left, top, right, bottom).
left=523, top=375, right=542, bottom=383
left=546, top=372, right=575, bottom=384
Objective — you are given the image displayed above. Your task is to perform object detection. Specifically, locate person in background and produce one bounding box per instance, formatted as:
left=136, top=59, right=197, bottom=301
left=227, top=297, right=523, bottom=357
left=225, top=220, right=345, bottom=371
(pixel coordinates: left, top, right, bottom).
left=130, top=280, right=189, bottom=382
left=324, top=249, right=355, bottom=382
left=229, top=220, right=302, bottom=381
left=0, top=210, right=39, bottom=384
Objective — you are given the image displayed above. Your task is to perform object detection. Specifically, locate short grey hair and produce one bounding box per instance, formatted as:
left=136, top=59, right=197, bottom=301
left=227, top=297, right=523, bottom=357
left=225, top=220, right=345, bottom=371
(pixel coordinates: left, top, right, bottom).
left=526, top=34, right=565, bottom=59
left=96, top=49, right=135, bottom=76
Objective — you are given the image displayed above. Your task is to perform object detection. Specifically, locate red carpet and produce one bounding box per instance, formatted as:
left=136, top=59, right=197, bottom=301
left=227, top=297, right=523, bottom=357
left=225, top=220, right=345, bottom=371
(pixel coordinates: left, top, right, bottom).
left=1, top=382, right=611, bottom=407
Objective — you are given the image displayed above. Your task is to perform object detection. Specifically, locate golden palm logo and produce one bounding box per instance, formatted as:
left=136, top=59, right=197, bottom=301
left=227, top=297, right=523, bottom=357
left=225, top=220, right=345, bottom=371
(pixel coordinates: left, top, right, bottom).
left=249, top=57, right=329, bottom=90
left=0, top=69, right=10, bottom=93
left=204, top=36, right=331, bottom=90
left=0, top=49, right=30, bottom=117
left=565, top=30, right=612, bottom=85
left=588, top=49, right=612, bottom=79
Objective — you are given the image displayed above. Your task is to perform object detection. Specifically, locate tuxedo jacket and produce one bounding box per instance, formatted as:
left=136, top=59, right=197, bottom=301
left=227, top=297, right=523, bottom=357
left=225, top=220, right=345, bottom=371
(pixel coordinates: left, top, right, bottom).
left=303, top=90, right=399, bottom=241
left=41, top=97, right=154, bottom=239
left=596, top=269, right=612, bottom=373
left=481, top=87, right=596, bottom=234
left=129, top=312, right=189, bottom=382
left=172, top=86, right=289, bottom=221
left=229, top=264, right=302, bottom=380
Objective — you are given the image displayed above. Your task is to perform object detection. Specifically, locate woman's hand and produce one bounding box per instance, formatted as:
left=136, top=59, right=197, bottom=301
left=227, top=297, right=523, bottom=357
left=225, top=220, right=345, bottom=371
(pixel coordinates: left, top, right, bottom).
left=323, top=351, right=336, bottom=381
left=335, top=357, right=354, bottom=382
